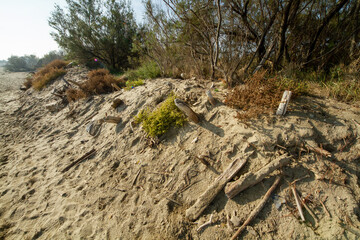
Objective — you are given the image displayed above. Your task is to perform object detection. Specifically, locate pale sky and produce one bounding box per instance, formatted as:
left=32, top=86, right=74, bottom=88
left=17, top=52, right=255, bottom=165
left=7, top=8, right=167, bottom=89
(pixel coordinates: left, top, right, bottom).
left=0, top=0, right=146, bottom=60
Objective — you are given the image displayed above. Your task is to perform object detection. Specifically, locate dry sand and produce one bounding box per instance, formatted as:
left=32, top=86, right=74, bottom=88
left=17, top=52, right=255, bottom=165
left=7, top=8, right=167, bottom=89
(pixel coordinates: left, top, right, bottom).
left=0, top=66, right=359, bottom=239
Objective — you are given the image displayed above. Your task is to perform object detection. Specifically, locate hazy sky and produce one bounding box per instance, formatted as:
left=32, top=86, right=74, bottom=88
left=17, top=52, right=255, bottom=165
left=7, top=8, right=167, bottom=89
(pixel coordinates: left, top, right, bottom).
left=0, top=0, right=146, bottom=60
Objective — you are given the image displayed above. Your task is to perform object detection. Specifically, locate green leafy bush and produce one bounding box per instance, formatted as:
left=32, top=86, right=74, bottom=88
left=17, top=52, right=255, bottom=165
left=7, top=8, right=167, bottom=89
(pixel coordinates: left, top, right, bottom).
left=134, top=93, right=187, bottom=137
left=125, top=79, right=144, bottom=90
left=125, top=61, right=161, bottom=81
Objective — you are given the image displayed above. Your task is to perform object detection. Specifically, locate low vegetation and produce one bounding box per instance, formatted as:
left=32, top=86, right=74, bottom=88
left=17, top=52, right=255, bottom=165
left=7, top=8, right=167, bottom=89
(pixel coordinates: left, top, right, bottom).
left=65, top=69, right=125, bottom=102
left=134, top=93, right=187, bottom=138
left=31, top=60, right=68, bottom=90
left=125, top=79, right=144, bottom=90
left=225, top=71, right=307, bottom=120
left=125, top=61, right=161, bottom=81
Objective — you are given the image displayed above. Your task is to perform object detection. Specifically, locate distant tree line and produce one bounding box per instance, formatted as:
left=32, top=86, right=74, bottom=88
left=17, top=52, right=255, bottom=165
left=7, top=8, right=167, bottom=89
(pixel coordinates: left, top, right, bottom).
left=4, top=51, right=64, bottom=72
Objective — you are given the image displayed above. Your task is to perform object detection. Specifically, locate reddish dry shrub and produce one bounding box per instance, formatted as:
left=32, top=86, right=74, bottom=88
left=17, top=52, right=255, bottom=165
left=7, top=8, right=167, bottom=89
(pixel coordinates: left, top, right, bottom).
left=23, top=76, right=33, bottom=89
left=82, top=69, right=125, bottom=94
left=31, top=60, right=68, bottom=90
left=65, top=69, right=126, bottom=102
left=65, top=88, right=87, bottom=102
left=225, top=71, right=284, bottom=120
left=46, top=59, right=68, bottom=69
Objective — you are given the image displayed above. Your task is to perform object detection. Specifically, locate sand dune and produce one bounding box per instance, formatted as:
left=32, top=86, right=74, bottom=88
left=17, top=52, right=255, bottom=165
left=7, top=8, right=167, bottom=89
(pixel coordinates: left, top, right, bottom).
left=0, top=66, right=359, bottom=239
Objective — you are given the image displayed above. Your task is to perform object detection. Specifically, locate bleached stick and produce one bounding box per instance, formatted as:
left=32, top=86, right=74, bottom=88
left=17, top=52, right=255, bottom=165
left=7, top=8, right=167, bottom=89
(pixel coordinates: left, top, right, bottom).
left=197, top=214, right=213, bottom=232
left=231, top=176, right=281, bottom=240
left=292, top=185, right=305, bottom=221
left=225, top=154, right=290, bottom=199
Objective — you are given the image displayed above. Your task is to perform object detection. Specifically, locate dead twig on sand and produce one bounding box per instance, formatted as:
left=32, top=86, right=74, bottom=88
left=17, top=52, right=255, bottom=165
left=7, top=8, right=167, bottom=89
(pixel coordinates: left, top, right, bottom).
left=291, top=185, right=305, bottom=221
left=197, top=214, right=213, bottom=232
left=319, top=197, right=331, bottom=218
left=231, top=176, right=282, bottom=240
left=166, top=197, right=182, bottom=206
left=62, top=148, right=96, bottom=173
left=132, top=168, right=141, bottom=186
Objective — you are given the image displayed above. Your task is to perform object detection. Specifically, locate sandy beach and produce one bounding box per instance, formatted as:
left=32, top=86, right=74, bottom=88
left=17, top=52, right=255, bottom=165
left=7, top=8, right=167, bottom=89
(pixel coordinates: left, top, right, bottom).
left=0, top=66, right=359, bottom=239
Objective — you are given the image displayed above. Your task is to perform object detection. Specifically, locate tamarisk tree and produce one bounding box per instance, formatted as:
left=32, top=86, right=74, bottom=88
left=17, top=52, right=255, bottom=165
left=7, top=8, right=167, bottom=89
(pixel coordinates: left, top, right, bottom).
left=49, top=0, right=137, bottom=72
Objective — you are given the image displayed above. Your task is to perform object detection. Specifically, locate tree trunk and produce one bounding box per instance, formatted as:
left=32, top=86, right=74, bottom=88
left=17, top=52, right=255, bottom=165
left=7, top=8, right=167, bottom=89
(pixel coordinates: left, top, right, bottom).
left=306, top=0, right=350, bottom=63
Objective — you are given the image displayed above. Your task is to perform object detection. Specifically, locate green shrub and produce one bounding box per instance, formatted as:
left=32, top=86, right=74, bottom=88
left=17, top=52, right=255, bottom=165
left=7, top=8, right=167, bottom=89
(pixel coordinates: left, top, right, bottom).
left=134, top=93, right=187, bottom=137
left=125, top=61, right=161, bottom=81
left=125, top=79, right=144, bottom=90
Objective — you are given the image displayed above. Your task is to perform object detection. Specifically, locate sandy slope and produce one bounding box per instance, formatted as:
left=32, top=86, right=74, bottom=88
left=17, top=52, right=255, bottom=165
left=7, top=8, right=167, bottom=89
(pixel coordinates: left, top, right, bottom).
left=0, top=66, right=359, bottom=239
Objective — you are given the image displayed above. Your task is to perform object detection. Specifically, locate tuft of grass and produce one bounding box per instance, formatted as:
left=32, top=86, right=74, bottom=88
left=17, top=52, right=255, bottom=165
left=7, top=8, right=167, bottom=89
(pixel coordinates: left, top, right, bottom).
left=31, top=60, right=68, bottom=90
left=134, top=92, right=187, bottom=138
left=125, top=61, right=161, bottom=81
left=65, top=68, right=126, bottom=102
left=323, top=80, right=360, bottom=102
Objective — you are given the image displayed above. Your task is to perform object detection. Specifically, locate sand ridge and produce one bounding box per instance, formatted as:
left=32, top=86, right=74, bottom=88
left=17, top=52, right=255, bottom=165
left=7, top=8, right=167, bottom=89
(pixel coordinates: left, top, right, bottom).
left=0, top=66, right=359, bottom=239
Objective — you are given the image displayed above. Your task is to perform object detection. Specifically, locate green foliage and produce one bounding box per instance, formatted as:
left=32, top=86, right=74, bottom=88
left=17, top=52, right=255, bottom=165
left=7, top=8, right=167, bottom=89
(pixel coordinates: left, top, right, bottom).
left=5, top=55, right=39, bottom=72
left=134, top=93, right=187, bottom=137
left=275, top=77, right=309, bottom=96
left=36, top=50, right=64, bottom=68
left=125, top=79, right=144, bottom=90
left=323, top=80, right=360, bottom=102
left=125, top=61, right=161, bottom=81
left=49, top=0, right=137, bottom=72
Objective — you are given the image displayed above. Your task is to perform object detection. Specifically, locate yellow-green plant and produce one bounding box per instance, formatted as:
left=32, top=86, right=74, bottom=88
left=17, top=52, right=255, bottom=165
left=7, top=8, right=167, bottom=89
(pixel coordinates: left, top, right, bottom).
left=125, top=79, right=144, bottom=90
left=134, top=93, right=187, bottom=137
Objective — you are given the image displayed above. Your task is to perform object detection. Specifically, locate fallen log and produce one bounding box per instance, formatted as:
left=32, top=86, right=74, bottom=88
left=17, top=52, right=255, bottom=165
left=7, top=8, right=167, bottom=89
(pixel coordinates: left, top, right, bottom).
left=231, top=176, right=281, bottom=240
left=62, top=148, right=96, bottom=173
left=186, top=153, right=251, bottom=221
left=225, top=154, right=290, bottom=199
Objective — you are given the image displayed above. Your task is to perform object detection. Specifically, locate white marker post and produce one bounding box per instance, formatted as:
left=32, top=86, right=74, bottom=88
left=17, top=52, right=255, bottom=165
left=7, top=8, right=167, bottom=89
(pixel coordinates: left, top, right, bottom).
left=276, top=90, right=292, bottom=116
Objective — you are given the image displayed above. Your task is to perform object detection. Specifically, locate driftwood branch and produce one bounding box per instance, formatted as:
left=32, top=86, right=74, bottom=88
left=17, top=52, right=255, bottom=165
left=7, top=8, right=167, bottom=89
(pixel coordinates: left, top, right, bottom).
left=231, top=176, right=282, bottom=240
left=186, top=154, right=250, bottom=221
left=225, top=154, right=290, bottom=199
left=62, top=148, right=96, bottom=173
left=102, top=116, right=122, bottom=124
left=174, top=98, right=200, bottom=123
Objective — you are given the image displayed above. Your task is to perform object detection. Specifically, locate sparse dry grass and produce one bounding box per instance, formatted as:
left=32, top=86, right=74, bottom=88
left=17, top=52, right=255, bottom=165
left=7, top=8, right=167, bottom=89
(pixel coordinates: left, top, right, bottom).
left=31, top=60, right=68, bottom=90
